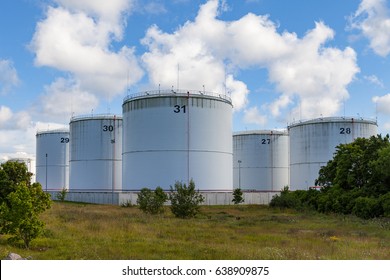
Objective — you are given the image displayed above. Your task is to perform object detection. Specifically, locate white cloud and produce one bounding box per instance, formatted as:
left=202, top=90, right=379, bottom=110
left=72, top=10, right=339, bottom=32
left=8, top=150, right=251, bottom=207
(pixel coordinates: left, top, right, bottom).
left=141, top=0, right=359, bottom=122
left=30, top=1, right=143, bottom=100
left=243, top=106, right=267, bottom=126
left=38, top=77, right=99, bottom=120
left=0, top=106, right=31, bottom=130
left=141, top=2, right=167, bottom=15
left=364, top=74, right=384, bottom=87
left=373, top=93, right=390, bottom=114
left=0, top=59, right=20, bottom=94
left=349, top=0, right=390, bottom=57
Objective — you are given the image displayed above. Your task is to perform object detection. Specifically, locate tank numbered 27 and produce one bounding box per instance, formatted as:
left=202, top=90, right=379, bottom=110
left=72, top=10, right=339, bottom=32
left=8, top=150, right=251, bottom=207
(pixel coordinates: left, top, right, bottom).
left=261, top=139, right=271, bottom=144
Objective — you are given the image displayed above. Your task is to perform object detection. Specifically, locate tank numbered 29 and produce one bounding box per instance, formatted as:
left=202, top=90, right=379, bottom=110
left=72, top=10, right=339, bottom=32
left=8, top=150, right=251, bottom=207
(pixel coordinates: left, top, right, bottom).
left=173, top=105, right=186, bottom=113
left=60, top=137, right=69, bottom=143
left=103, top=125, right=114, bottom=132
left=339, top=128, right=351, bottom=134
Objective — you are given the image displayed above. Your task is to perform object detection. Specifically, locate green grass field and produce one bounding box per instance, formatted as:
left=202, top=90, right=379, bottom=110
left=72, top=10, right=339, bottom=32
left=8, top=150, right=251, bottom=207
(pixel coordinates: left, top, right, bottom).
left=1, top=202, right=389, bottom=260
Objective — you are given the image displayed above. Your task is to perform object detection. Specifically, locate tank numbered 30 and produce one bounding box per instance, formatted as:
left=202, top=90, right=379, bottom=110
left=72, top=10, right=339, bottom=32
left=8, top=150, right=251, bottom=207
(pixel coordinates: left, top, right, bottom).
left=103, top=125, right=114, bottom=132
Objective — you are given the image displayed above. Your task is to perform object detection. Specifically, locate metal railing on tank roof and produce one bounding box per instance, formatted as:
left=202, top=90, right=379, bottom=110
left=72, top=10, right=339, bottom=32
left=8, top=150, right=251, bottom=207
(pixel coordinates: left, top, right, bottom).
left=70, top=113, right=122, bottom=122
left=123, top=89, right=232, bottom=104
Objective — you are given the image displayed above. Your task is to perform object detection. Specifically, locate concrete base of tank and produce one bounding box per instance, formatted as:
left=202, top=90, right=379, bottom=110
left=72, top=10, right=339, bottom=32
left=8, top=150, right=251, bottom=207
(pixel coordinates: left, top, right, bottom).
left=47, top=191, right=280, bottom=205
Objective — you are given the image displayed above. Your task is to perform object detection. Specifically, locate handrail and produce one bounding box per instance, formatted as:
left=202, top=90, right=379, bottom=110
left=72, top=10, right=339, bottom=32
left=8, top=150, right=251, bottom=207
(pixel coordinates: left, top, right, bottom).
left=70, top=113, right=122, bottom=122
left=36, top=128, right=69, bottom=135
left=123, top=89, right=232, bottom=104
left=288, top=116, right=377, bottom=127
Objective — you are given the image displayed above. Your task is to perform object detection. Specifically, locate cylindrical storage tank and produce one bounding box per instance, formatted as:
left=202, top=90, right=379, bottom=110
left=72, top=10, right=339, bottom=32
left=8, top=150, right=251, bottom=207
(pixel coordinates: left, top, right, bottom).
left=288, top=117, right=377, bottom=190
left=122, top=90, right=233, bottom=191
left=36, top=129, right=69, bottom=190
left=233, top=130, right=289, bottom=191
left=69, top=114, right=122, bottom=191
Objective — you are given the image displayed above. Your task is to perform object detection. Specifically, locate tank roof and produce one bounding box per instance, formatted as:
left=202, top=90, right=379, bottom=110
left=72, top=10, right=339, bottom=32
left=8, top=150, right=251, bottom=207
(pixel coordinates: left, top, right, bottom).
left=70, top=114, right=122, bottom=122
left=233, top=130, right=288, bottom=136
left=288, top=116, right=377, bottom=129
left=36, top=128, right=69, bottom=135
left=123, top=89, right=232, bottom=105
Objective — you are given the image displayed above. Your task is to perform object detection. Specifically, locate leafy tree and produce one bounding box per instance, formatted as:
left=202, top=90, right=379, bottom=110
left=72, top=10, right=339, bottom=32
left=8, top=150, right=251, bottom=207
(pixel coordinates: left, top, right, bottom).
left=137, top=187, right=168, bottom=214
left=290, top=135, right=390, bottom=219
left=232, top=188, right=245, bottom=205
left=0, top=161, right=33, bottom=204
left=0, top=182, right=51, bottom=248
left=169, top=180, right=204, bottom=218
left=316, top=135, right=390, bottom=194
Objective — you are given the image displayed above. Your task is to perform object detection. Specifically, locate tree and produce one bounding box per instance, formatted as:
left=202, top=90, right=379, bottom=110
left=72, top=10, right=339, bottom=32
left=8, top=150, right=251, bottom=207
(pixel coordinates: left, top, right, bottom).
left=169, top=180, right=204, bottom=218
left=137, top=187, right=168, bottom=214
left=0, top=182, right=51, bottom=248
left=316, top=135, right=390, bottom=194
left=0, top=161, right=33, bottom=204
left=232, top=188, right=244, bottom=205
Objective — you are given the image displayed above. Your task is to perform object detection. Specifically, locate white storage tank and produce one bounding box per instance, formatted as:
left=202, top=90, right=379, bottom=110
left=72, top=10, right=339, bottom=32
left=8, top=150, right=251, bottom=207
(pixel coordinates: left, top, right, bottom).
left=233, top=130, right=289, bottom=191
left=288, top=117, right=377, bottom=190
left=69, top=114, right=122, bottom=191
left=36, top=129, right=69, bottom=190
left=122, top=89, right=233, bottom=191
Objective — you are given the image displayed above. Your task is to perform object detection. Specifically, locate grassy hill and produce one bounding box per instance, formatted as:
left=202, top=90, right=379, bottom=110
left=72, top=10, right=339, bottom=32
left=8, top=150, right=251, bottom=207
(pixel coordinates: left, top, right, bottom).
left=1, top=202, right=389, bottom=259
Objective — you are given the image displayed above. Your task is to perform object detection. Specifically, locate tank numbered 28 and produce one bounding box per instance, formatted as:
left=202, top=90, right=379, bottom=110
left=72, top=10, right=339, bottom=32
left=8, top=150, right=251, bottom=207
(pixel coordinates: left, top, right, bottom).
left=339, top=128, right=351, bottom=134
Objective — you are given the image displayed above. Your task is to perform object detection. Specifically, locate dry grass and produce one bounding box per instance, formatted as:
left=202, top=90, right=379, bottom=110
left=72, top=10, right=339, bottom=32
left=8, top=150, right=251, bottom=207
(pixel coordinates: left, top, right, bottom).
left=0, top=202, right=389, bottom=260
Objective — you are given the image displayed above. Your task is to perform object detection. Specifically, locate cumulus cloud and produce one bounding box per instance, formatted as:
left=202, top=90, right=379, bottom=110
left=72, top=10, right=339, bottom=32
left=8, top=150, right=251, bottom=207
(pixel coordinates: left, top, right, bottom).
left=38, top=77, right=99, bottom=119
left=349, top=0, right=390, bottom=57
left=243, top=106, right=267, bottom=126
left=0, top=59, right=20, bottom=94
left=30, top=0, right=143, bottom=100
left=141, top=0, right=359, bottom=123
left=373, top=94, right=390, bottom=114
left=0, top=106, right=31, bottom=130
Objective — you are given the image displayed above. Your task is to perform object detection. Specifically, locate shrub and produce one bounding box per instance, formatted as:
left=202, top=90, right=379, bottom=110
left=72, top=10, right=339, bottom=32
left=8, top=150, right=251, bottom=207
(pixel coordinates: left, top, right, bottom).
left=352, top=197, right=383, bottom=219
left=232, top=188, right=244, bottom=205
left=55, top=188, right=68, bottom=202
left=269, top=186, right=301, bottom=209
left=380, top=193, right=390, bottom=217
left=137, top=187, right=167, bottom=214
left=169, top=180, right=204, bottom=218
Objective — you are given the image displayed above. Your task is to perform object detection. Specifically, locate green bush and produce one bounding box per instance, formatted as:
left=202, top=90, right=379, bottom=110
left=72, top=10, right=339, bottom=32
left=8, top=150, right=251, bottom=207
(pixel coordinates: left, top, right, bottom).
left=55, top=188, right=68, bottom=202
left=269, top=186, right=301, bottom=209
left=379, top=193, right=390, bottom=217
left=169, top=180, right=204, bottom=218
left=232, top=188, right=244, bottom=205
left=352, top=197, right=383, bottom=219
left=137, top=187, right=168, bottom=214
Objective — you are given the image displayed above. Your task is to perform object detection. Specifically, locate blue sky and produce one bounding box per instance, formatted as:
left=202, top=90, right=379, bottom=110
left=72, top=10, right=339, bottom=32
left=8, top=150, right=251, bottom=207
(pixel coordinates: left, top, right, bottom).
left=0, top=0, right=389, bottom=160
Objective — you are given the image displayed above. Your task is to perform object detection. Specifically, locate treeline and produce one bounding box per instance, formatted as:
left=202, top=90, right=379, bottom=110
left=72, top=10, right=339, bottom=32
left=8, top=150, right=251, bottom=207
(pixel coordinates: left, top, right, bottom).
left=270, top=135, right=390, bottom=219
